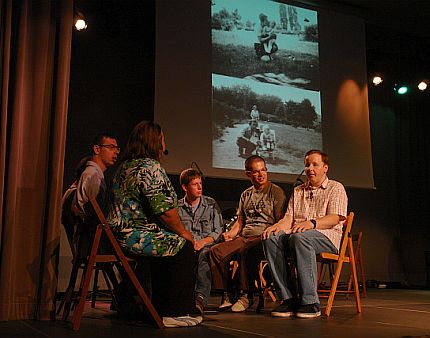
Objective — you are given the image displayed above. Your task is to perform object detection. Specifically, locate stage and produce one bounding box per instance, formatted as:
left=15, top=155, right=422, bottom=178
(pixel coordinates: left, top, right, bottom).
left=1, top=289, right=430, bottom=337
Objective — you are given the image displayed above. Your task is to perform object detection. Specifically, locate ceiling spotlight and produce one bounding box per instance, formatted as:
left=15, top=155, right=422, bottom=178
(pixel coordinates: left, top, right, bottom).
left=74, top=18, right=87, bottom=31
left=372, top=76, right=383, bottom=86
left=393, top=84, right=408, bottom=95
left=418, top=81, right=428, bottom=91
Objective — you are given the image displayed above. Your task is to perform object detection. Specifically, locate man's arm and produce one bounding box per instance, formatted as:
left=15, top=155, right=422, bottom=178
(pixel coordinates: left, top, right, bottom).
left=158, top=208, right=195, bottom=244
left=290, top=214, right=340, bottom=233
left=262, top=212, right=293, bottom=240
left=222, top=215, right=243, bottom=241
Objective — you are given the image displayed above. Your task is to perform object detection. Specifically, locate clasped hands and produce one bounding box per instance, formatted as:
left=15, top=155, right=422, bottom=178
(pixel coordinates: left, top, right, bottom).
left=262, top=220, right=313, bottom=240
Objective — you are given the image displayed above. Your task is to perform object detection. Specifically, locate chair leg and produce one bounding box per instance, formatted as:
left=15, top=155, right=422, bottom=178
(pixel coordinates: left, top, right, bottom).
left=91, top=269, right=100, bottom=308
left=358, top=247, right=367, bottom=297
left=324, top=260, right=344, bottom=317
left=59, top=258, right=82, bottom=321
left=72, top=227, right=103, bottom=331
left=348, top=238, right=362, bottom=313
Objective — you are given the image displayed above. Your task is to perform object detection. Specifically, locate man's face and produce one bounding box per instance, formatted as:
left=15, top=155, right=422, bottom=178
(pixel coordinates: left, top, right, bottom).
left=94, top=137, right=119, bottom=168
left=304, top=153, right=328, bottom=187
left=246, top=159, right=268, bottom=189
left=182, top=177, right=203, bottom=200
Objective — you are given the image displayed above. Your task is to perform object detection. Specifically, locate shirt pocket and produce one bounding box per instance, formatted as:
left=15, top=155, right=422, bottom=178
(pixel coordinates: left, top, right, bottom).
left=197, top=216, right=212, bottom=234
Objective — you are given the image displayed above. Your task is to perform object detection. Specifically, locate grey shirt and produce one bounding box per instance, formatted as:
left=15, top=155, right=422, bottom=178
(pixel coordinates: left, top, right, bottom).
left=238, top=182, right=286, bottom=237
left=72, top=160, right=105, bottom=221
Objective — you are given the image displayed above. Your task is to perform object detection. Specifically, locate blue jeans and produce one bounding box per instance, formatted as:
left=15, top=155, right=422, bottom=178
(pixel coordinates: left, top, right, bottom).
left=263, top=230, right=337, bottom=305
left=195, top=246, right=212, bottom=304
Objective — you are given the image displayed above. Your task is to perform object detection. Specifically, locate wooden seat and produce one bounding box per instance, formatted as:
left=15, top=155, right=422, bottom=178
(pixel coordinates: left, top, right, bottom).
left=70, top=197, right=164, bottom=330
left=317, top=212, right=362, bottom=316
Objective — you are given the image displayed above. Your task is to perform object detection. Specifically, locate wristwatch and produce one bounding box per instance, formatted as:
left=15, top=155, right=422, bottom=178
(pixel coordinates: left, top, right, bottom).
left=310, top=219, right=317, bottom=229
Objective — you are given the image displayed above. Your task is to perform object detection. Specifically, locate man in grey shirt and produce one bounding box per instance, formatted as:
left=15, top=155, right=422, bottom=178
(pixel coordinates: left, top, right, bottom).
left=72, top=132, right=119, bottom=222
left=209, top=155, right=286, bottom=312
left=178, top=168, right=223, bottom=314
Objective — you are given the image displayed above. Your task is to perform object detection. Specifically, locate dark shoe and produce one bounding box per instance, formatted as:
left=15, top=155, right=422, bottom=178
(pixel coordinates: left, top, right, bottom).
left=271, top=299, right=294, bottom=318
left=255, top=294, right=265, bottom=313
left=296, top=303, right=321, bottom=318
left=195, top=295, right=204, bottom=315
left=218, top=292, right=233, bottom=311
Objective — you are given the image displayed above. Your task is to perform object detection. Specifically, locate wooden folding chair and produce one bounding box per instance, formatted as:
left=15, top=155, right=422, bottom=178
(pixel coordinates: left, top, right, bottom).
left=318, top=230, right=367, bottom=298
left=317, top=212, right=361, bottom=316
left=70, top=197, right=164, bottom=330
left=347, top=232, right=367, bottom=297
left=57, top=186, right=117, bottom=320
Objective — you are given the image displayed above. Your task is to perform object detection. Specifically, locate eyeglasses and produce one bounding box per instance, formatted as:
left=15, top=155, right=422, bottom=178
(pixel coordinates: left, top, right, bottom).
left=97, top=144, right=120, bottom=152
left=246, top=168, right=267, bottom=176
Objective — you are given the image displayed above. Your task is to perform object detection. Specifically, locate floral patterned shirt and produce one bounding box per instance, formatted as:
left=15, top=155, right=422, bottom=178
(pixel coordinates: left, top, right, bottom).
left=108, top=158, right=186, bottom=257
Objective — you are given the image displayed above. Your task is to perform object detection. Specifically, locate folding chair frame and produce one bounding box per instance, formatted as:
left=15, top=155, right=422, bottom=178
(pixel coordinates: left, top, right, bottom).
left=317, top=212, right=362, bottom=316
left=71, top=197, right=164, bottom=330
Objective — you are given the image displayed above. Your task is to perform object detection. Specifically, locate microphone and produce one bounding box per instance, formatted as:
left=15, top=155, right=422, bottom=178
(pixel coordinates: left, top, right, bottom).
left=163, top=149, right=169, bottom=156
left=191, top=161, right=204, bottom=179
left=293, top=169, right=305, bottom=187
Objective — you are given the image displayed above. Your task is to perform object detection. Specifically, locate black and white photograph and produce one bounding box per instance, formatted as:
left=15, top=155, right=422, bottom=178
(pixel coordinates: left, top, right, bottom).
left=212, top=74, right=322, bottom=174
left=212, top=0, right=319, bottom=90
left=212, top=0, right=321, bottom=175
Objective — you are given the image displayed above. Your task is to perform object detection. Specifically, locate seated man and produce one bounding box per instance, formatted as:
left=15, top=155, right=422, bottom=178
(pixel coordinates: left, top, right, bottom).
left=262, top=149, right=347, bottom=318
left=209, top=155, right=286, bottom=312
left=71, top=132, right=120, bottom=254
left=72, top=132, right=120, bottom=221
left=236, top=120, right=260, bottom=158
left=178, top=168, right=223, bottom=314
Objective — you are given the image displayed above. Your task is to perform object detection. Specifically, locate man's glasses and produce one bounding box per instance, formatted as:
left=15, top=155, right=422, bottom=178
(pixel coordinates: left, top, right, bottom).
left=246, top=168, right=267, bottom=176
left=97, top=144, right=120, bottom=152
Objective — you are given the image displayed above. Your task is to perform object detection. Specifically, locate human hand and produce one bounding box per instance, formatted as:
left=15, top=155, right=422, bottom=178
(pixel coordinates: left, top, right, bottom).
left=194, top=239, right=206, bottom=251
left=222, top=232, right=235, bottom=242
left=290, top=221, right=313, bottom=233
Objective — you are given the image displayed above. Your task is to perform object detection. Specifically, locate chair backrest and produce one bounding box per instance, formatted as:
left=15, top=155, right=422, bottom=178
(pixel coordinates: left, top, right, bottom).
left=61, top=183, right=78, bottom=258
left=337, top=212, right=355, bottom=259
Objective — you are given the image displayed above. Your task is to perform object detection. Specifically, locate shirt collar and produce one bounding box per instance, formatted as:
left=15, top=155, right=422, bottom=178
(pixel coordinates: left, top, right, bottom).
left=305, top=176, right=329, bottom=190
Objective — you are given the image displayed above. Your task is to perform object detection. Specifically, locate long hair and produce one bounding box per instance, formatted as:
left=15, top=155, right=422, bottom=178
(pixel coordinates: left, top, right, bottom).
left=123, top=121, right=163, bottom=161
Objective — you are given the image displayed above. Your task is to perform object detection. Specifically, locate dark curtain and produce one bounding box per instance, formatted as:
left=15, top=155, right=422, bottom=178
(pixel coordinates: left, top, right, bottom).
left=0, top=0, right=73, bottom=320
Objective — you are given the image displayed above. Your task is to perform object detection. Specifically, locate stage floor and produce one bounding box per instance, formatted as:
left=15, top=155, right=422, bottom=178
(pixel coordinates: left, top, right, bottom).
left=1, top=289, right=430, bottom=338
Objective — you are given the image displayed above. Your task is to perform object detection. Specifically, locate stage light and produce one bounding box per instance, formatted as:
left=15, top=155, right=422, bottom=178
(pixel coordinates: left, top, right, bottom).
left=393, top=84, right=408, bottom=95
left=74, top=18, right=87, bottom=31
left=418, top=81, right=428, bottom=91
left=372, top=76, right=383, bottom=86
left=74, top=11, right=87, bottom=31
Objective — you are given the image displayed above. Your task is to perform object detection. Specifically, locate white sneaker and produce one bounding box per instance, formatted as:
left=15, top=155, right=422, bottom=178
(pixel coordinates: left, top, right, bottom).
left=231, top=295, right=250, bottom=312
left=162, top=315, right=203, bottom=328
left=218, top=293, right=233, bottom=311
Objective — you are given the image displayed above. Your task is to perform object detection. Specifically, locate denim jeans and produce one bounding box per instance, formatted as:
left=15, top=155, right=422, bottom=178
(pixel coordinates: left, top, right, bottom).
left=263, top=230, right=337, bottom=305
left=195, top=246, right=212, bottom=304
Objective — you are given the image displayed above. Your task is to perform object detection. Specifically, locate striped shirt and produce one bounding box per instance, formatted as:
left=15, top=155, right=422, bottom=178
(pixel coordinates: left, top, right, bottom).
left=286, top=177, right=348, bottom=250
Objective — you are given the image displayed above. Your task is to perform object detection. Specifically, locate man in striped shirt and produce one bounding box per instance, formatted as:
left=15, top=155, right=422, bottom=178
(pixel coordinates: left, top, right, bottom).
left=262, top=149, right=347, bottom=318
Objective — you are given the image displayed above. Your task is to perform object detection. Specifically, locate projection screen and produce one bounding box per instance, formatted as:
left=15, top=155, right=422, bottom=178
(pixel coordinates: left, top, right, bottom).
left=155, top=0, right=374, bottom=189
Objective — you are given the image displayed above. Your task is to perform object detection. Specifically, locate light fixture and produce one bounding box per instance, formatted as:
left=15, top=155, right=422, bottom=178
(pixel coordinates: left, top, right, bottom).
left=393, top=84, right=408, bottom=95
left=74, top=11, right=87, bottom=31
left=372, top=76, right=383, bottom=86
left=417, top=81, right=428, bottom=91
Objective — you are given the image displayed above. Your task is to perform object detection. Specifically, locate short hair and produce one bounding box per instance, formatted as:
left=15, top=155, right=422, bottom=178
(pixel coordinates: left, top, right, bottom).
left=91, top=132, right=117, bottom=154
left=305, top=149, right=329, bottom=165
left=245, top=155, right=266, bottom=171
left=179, top=168, right=202, bottom=186
left=123, top=121, right=163, bottom=161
